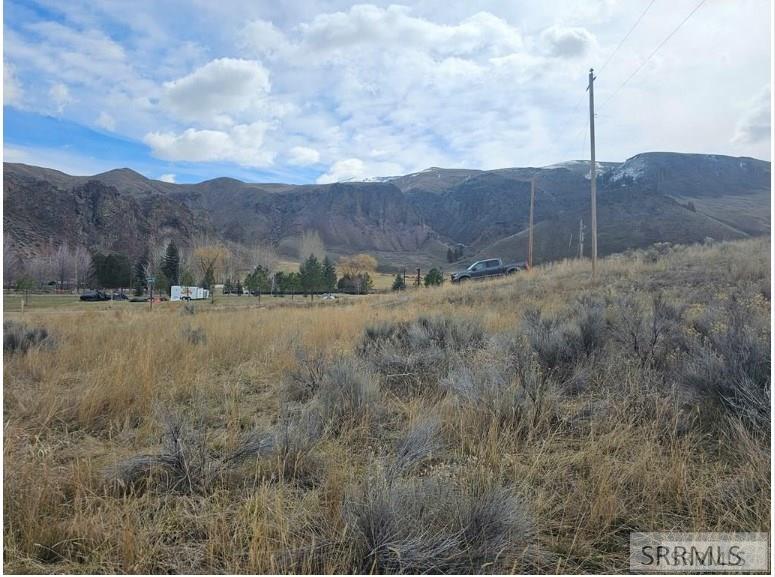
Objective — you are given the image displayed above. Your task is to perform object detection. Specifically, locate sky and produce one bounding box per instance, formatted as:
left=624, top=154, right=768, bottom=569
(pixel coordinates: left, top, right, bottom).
left=2, top=0, right=772, bottom=184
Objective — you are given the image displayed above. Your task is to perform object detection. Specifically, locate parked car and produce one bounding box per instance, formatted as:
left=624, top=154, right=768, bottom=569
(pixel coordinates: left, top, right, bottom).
left=112, top=292, right=129, bottom=300
left=80, top=290, right=111, bottom=302
left=450, top=258, right=525, bottom=283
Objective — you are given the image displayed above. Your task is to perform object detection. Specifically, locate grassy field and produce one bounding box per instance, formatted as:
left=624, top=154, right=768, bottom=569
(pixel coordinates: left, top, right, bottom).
left=3, top=237, right=770, bottom=573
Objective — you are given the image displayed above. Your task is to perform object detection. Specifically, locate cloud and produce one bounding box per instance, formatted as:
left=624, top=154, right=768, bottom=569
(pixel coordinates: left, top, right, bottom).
left=161, top=58, right=271, bottom=125
left=96, top=111, right=116, bottom=131
left=144, top=121, right=274, bottom=166
left=49, top=82, right=73, bottom=113
left=315, top=157, right=405, bottom=183
left=287, top=146, right=320, bottom=165
left=298, top=5, right=523, bottom=57
left=159, top=173, right=176, bottom=183
left=4, top=61, right=23, bottom=107
left=732, top=85, right=770, bottom=145
left=240, top=20, right=290, bottom=59
left=539, top=25, right=596, bottom=58
left=315, top=158, right=366, bottom=183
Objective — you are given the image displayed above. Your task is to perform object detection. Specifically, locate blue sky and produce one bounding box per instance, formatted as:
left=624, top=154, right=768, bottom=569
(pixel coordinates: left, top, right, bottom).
left=3, top=0, right=771, bottom=184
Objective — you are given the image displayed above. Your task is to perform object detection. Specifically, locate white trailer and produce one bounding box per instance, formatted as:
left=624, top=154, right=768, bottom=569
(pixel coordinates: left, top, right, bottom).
left=171, top=285, right=207, bottom=301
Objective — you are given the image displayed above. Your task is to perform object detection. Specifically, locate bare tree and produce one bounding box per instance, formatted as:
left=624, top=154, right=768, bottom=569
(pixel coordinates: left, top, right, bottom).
left=28, top=253, right=54, bottom=288
left=73, top=246, right=91, bottom=291
left=54, top=242, right=75, bottom=290
left=3, top=235, right=20, bottom=288
left=298, top=230, right=325, bottom=260
left=251, top=241, right=278, bottom=273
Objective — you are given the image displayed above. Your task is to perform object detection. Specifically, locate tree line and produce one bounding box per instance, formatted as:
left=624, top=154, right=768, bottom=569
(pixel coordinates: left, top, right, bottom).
left=4, top=234, right=447, bottom=295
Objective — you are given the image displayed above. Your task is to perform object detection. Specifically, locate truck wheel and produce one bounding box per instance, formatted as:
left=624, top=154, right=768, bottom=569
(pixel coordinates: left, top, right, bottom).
left=506, top=269, right=516, bottom=275
left=459, top=276, right=470, bottom=283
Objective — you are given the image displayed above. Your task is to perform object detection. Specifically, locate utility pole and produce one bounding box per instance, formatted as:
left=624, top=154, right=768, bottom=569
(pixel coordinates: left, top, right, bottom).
left=579, top=218, right=585, bottom=259
left=528, top=178, right=535, bottom=270
left=588, top=68, right=598, bottom=281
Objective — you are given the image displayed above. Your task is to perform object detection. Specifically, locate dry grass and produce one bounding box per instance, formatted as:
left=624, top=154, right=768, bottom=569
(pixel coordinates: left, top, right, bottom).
left=3, top=237, right=770, bottom=573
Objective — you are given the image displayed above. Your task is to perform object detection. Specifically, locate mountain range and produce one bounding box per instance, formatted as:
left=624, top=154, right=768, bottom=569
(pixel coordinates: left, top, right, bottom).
left=3, top=152, right=771, bottom=270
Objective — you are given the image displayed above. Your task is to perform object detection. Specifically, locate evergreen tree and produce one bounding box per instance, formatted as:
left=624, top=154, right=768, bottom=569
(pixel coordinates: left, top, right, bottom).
left=133, top=257, right=148, bottom=296
left=161, top=241, right=180, bottom=286
left=245, top=265, right=271, bottom=294
left=235, top=279, right=243, bottom=295
left=424, top=267, right=444, bottom=287
left=92, top=252, right=131, bottom=289
left=180, top=268, right=195, bottom=287
left=299, top=254, right=323, bottom=296
left=155, top=270, right=170, bottom=296
left=322, top=256, right=337, bottom=292
left=391, top=273, right=406, bottom=291
left=201, top=263, right=215, bottom=290
left=223, top=278, right=233, bottom=294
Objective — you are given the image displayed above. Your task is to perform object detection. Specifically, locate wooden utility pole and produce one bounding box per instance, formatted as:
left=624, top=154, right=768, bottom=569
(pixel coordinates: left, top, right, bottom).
left=588, top=68, right=598, bottom=280
left=578, top=218, right=585, bottom=259
left=528, top=178, right=535, bottom=270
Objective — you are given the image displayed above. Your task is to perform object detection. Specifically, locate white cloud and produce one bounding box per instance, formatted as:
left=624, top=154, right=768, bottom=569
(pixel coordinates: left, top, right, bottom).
left=299, top=5, right=523, bottom=57
left=49, top=82, right=72, bottom=113
left=287, top=146, right=320, bottom=165
left=539, top=25, right=596, bottom=58
left=240, top=20, right=290, bottom=59
left=315, top=157, right=405, bottom=183
left=732, top=85, right=771, bottom=145
left=96, top=111, right=116, bottom=131
left=4, top=1, right=771, bottom=178
left=161, top=58, right=271, bottom=125
left=159, top=173, right=176, bottom=183
left=4, top=61, right=23, bottom=107
left=315, top=158, right=366, bottom=183
left=144, top=121, right=274, bottom=166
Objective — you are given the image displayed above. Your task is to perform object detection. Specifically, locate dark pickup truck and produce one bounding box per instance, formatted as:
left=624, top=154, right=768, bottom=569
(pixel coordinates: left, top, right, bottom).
left=450, top=258, right=526, bottom=283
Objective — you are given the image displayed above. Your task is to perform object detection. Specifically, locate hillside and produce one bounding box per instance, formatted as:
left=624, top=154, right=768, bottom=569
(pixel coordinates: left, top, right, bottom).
left=3, top=152, right=770, bottom=267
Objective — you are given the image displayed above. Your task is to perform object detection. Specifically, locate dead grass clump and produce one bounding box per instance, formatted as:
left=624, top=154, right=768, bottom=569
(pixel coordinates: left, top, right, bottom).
left=107, top=412, right=273, bottom=494
left=284, top=346, right=328, bottom=403
left=4, top=320, right=53, bottom=354
left=345, top=472, right=535, bottom=574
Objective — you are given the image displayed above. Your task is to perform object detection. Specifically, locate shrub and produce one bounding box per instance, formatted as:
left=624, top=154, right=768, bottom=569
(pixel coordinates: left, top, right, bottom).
left=180, top=302, right=196, bottom=315
left=682, top=293, right=770, bottom=433
left=389, top=415, right=441, bottom=477
left=3, top=321, right=53, bottom=354
left=313, top=357, right=379, bottom=430
left=108, top=412, right=280, bottom=494
left=181, top=325, right=207, bottom=345
left=345, top=473, right=534, bottom=573
left=284, top=346, right=328, bottom=403
left=424, top=268, right=444, bottom=287
left=358, top=316, right=486, bottom=395
left=521, top=307, right=577, bottom=375
left=442, top=338, right=552, bottom=431
left=607, top=294, right=684, bottom=369
left=571, top=295, right=607, bottom=356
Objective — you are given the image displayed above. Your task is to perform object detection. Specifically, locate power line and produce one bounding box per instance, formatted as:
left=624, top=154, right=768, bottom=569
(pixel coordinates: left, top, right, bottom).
left=600, top=0, right=708, bottom=109
left=598, top=0, right=658, bottom=75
